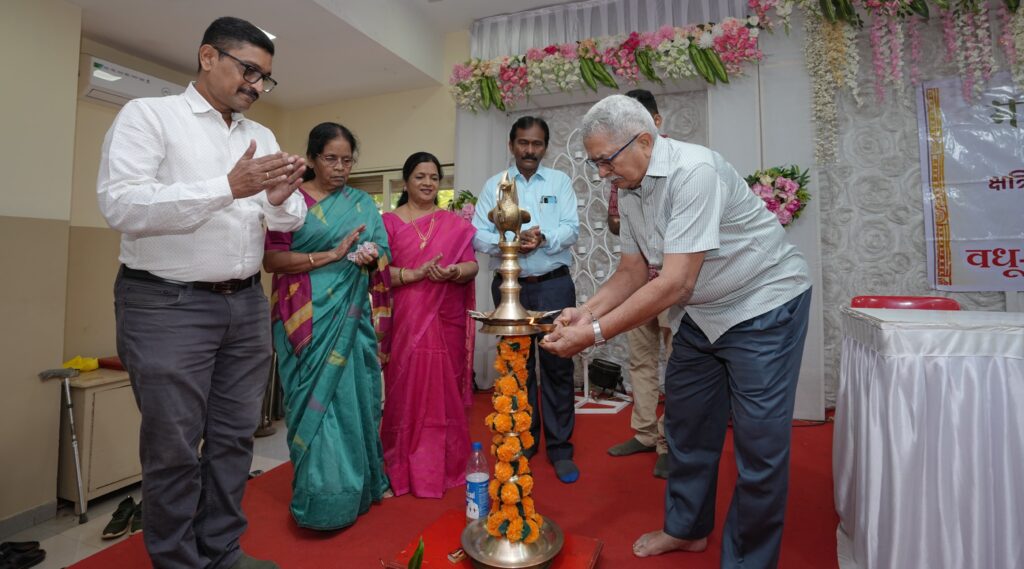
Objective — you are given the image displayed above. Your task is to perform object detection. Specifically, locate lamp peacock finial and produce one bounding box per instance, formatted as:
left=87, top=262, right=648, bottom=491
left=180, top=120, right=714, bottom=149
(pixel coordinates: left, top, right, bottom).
left=487, top=170, right=531, bottom=245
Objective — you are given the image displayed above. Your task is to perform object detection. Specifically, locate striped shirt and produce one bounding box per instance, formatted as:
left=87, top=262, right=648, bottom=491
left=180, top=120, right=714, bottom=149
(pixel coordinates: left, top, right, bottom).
left=618, top=138, right=811, bottom=343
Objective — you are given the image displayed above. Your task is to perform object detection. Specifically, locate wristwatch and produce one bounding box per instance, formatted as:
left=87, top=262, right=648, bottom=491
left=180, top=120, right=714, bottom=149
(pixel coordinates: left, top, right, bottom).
left=591, top=319, right=606, bottom=347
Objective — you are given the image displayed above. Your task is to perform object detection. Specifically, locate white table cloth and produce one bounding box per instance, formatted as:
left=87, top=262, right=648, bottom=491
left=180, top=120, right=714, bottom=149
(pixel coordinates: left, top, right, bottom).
left=834, top=307, right=1024, bottom=569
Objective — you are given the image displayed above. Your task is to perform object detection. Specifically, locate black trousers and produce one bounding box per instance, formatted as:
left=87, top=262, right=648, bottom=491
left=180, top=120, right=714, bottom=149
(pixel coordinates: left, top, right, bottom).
left=491, top=271, right=576, bottom=461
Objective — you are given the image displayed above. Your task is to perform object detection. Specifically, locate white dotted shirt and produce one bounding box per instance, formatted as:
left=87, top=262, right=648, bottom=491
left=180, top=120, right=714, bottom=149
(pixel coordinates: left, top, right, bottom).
left=97, top=83, right=306, bottom=282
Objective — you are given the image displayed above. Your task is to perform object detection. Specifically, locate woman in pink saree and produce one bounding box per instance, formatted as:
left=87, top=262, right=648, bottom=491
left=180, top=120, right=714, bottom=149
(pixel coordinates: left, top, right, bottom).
left=381, top=152, right=479, bottom=498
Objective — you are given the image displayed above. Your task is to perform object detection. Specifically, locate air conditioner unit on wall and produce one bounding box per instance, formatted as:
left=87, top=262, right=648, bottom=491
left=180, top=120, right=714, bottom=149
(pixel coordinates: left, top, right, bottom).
left=79, top=55, right=185, bottom=107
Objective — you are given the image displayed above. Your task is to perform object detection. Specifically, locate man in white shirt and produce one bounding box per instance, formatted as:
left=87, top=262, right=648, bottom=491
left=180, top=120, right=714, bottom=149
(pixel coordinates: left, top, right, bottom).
left=97, top=17, right=306, bottom=569
left=542, top=95, right=811, bottom=569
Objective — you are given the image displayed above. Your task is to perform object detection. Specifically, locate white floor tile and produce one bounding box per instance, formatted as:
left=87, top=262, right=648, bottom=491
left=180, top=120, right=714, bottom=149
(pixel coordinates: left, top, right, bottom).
left=252, top=420, right=289, bottom=463
left=25, top=534, right=101, bottom=569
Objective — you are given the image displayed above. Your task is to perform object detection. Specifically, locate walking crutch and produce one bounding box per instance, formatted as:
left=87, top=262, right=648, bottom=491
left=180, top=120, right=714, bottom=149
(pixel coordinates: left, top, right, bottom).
left=39, top=368, right=88, bottom=523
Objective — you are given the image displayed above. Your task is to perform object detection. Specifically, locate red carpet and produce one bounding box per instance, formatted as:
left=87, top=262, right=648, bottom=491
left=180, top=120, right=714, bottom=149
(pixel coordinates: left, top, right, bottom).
left=71, top=393, right=838, bottom=568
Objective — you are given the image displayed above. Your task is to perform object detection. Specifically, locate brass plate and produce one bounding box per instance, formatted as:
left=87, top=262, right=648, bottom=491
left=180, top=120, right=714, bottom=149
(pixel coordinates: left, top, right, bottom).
left=461, top=518, right=564, bottom=569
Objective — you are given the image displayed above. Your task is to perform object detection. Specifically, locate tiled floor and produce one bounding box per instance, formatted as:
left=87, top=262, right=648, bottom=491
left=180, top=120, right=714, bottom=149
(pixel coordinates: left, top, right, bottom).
left=3, top=421, right=289, bottom=569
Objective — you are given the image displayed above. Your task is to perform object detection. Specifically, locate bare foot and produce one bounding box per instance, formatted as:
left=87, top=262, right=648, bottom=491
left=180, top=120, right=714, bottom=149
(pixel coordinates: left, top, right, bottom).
left=632, top=530, right=708, bottom=558
left=382, top=488, right=395, bottom=499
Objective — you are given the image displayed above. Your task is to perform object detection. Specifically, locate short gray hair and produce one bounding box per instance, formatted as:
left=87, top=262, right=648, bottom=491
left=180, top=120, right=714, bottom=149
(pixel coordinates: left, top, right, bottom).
left=580, top=94, right=658, bottom=145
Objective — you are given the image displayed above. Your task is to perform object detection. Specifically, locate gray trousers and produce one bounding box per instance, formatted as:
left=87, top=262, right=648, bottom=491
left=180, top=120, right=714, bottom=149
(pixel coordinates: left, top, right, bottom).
left=663, top=288, right=811, bottom=569
left=115, top=272, right=271, bottom=569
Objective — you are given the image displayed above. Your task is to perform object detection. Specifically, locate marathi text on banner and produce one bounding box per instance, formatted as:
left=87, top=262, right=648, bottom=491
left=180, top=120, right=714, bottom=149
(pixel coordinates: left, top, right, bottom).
left=916, top=73, right=1024, bottom=291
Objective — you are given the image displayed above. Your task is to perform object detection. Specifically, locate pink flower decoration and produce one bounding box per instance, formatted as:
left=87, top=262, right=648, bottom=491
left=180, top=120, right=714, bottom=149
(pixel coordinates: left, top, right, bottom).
left=460, top=203, right=475, bottom=221
left=776, top=209, right=793, bottom=225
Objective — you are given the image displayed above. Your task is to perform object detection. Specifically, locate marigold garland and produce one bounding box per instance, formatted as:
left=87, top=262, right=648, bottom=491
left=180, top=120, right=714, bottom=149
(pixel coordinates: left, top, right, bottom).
left=483, top=336, right=544, bottom=544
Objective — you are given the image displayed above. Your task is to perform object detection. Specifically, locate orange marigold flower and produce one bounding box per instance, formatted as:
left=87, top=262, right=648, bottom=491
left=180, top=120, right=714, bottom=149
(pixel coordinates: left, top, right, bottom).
left=493, top=413, right=513, bottom=433
left=506, top=517, right=525, bottom=542
left=493, top=395, right=513, bottom=414
left=496, top=446, right=516, bottom=463
left=519, top=474, right=534, bottom=495
left=515, top=392, right=530, bottom=409
left=496, top=376, right=518, bottom=396
left=485, top=510, right=505, bottom=537
left=494, top=461, right=513, bottom=482
left=501, top=481, right=521, bottom=505
left=512, top=360, right=528, bottom=378
left=520, top=431, right=535, bottom=450
left=524, top=519, right=541, bottom=544
left=513, top=411, right=531, bottom=433
left=517, top=456, right=531, bottom=475
left=489, top=478, right=500, bottom=501
left=522, top=496, right=536, bottom=517
left=500, top=503, right=520, bottom=519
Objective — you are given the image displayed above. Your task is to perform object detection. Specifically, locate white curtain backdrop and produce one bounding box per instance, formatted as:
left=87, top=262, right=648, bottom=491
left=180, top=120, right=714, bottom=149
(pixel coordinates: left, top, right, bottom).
left=471, top=0, right=749, bottom=59
left=455, top=5, right=826, bottom=420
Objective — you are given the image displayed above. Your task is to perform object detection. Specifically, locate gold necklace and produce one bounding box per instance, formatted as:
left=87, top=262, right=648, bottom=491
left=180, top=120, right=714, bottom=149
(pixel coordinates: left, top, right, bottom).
left=411, top=210, right=437, bottom=250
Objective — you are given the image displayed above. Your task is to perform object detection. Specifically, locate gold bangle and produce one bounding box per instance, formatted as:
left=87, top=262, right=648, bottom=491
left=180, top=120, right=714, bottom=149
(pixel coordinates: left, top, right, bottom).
left=308, top=253, right=315, bottom=266
left=453, top=265, right=463, bottom=281
left=398, top=267, right=406, bottom=285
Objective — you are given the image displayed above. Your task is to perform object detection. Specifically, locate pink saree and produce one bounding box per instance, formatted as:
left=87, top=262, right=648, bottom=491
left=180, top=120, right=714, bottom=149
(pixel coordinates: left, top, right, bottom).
left=381, top=210, right=476, bottom=498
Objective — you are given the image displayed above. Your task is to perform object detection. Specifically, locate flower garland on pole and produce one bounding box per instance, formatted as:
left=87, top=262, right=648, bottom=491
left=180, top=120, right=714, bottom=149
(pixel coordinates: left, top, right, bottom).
left=484, top=336, right=543, bottom=544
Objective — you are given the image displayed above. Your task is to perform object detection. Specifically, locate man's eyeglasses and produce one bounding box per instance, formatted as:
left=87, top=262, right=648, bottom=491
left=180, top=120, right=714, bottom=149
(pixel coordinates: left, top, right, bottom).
left=216, top=48, right=278, bottom=93
left=319, top=155, right=356, bottom=169
left=585, top=133, right=641, bottom=170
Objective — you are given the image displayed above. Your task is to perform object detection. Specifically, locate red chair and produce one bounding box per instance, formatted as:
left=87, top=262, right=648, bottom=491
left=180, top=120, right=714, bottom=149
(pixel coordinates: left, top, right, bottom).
left=850, top=295, right=961, bottom=310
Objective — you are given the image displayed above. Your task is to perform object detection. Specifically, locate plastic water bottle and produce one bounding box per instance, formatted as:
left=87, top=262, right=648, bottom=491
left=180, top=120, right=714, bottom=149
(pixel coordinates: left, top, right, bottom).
left=466, top=442, right=490, bottom=524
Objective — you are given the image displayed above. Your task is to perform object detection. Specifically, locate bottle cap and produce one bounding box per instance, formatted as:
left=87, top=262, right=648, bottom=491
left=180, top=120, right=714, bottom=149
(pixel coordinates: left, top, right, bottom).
left=472, top=441, right=482, bottom=451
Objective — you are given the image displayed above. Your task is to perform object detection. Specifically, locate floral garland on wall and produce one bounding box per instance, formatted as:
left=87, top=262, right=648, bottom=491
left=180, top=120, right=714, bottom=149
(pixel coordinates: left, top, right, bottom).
left=453, top=0, right=1022, bottom=165
left=449, top=10, right=777, bottom=112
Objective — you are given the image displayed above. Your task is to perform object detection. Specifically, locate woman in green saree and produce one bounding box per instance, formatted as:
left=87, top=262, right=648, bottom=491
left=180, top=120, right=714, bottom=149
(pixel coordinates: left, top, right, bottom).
left=263, top=122, right=392, bottom=530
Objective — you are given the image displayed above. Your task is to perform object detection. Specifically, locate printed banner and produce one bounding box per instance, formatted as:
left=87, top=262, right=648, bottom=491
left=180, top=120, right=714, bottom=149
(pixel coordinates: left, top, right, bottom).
left=917, top=72, right=1024, bottom=291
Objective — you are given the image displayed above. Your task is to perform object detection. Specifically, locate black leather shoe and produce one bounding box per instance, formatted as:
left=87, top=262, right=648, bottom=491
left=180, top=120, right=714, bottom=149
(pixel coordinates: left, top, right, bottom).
left=0, top=547, right=46, bottom=569
left=0, top=543, right=38, bottom=557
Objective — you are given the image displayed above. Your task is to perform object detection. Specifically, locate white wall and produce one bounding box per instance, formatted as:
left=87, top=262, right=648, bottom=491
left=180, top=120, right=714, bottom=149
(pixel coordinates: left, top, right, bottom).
left=708, top=19, right=825, bottom=420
